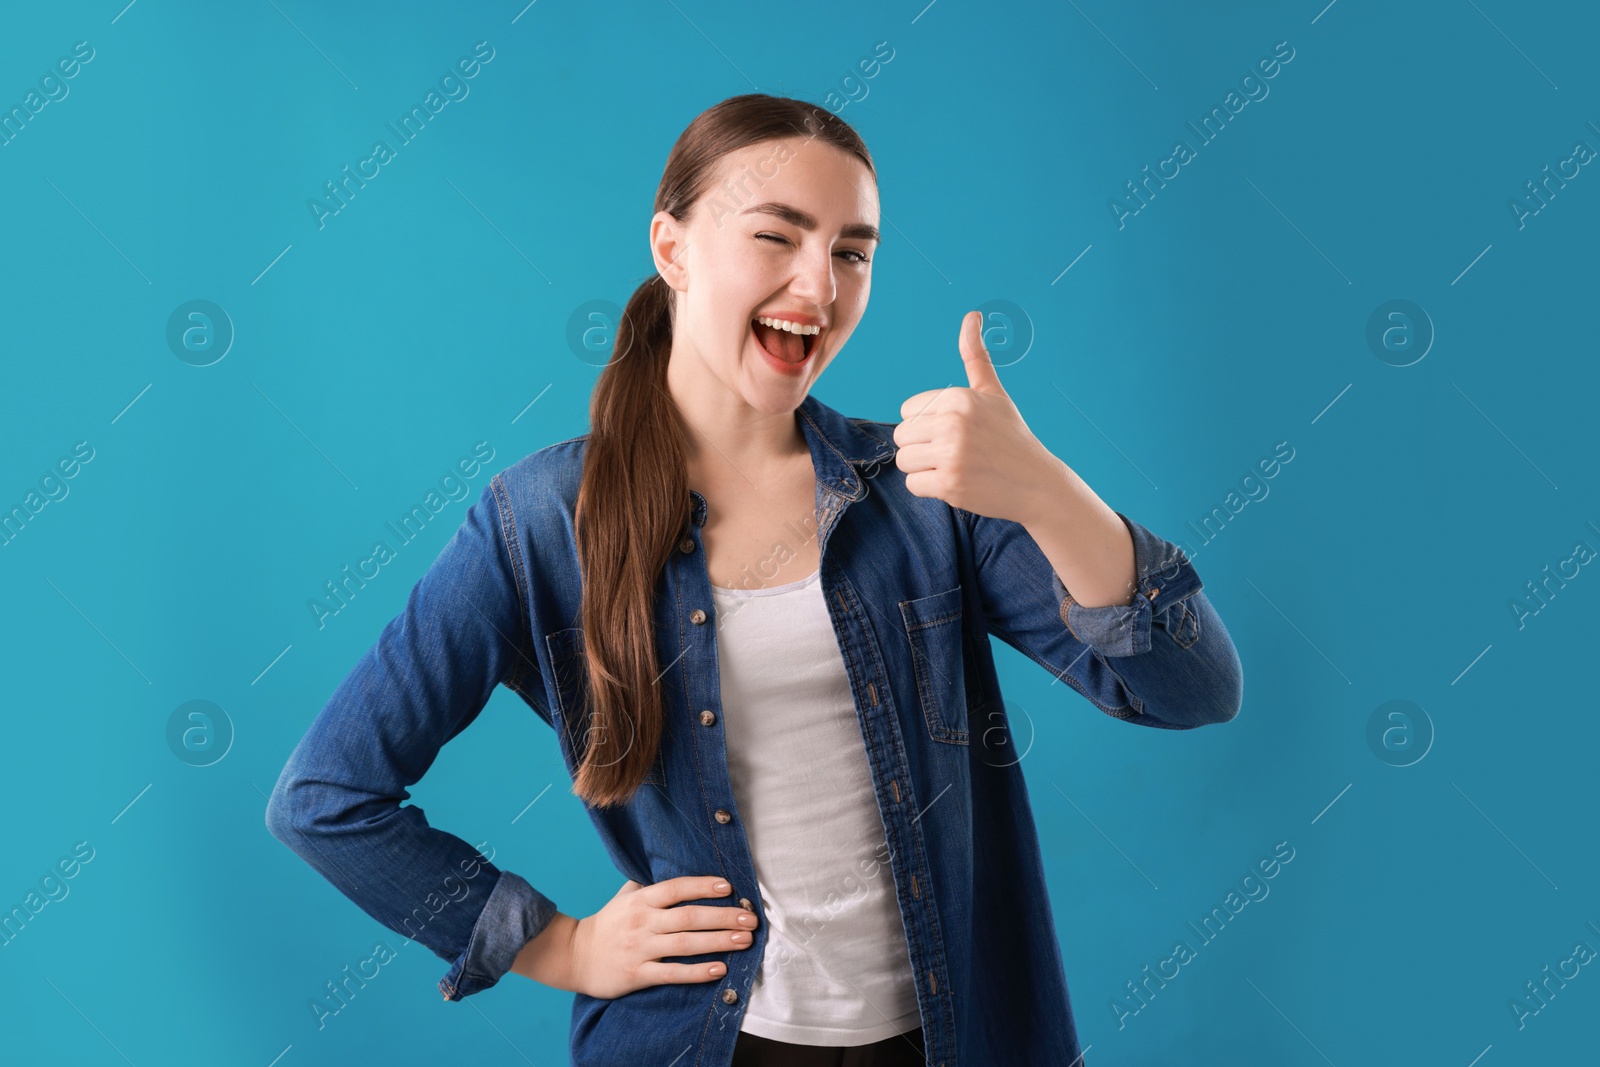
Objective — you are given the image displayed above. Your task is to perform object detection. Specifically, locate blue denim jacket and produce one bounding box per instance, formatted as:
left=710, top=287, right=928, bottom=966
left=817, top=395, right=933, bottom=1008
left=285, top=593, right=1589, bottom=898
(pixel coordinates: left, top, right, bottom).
left=266, top=391, right=1243, bottom=1065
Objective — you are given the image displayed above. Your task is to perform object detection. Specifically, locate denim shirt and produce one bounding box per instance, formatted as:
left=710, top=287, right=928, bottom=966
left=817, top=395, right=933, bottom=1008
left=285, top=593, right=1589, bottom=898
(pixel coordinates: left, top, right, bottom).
left=266, top=391, right=1243, bottom=1066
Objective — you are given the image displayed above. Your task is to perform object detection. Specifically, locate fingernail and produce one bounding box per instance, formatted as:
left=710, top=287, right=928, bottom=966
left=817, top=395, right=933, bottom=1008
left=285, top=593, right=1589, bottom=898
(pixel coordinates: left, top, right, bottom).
left=710, top=964, right=725, bottom=975
left=713, top=880, right=730, bottom=893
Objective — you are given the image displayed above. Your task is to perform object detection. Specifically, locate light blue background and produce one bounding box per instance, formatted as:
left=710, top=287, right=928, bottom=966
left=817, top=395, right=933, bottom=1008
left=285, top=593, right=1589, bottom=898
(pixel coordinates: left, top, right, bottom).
left=2, top=1, right=1595, bottom=1064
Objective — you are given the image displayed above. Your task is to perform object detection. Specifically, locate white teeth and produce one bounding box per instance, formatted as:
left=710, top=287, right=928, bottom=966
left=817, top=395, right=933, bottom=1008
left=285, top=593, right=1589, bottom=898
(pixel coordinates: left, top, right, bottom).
left=755, top=315, right=822, bottom=336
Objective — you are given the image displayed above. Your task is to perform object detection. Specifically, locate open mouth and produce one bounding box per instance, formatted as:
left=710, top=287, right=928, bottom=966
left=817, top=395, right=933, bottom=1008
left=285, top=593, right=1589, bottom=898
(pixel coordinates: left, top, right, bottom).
left=751, top=318, right=820, bottom=364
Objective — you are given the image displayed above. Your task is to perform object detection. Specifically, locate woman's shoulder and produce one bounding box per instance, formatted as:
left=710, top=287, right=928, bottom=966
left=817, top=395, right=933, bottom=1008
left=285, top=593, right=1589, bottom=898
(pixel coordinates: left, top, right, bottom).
left=491, top=432, right=590, bottom=511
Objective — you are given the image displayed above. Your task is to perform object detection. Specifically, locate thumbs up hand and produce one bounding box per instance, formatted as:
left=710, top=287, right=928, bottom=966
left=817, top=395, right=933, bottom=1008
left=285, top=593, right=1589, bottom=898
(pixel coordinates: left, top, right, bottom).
left=893, top=310, right=1063, bottom=525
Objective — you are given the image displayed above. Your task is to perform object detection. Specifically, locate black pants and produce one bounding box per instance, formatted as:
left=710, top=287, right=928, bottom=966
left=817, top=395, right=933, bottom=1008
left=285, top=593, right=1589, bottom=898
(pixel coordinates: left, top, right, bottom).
left=732, top=1026, right=926, bottom=1066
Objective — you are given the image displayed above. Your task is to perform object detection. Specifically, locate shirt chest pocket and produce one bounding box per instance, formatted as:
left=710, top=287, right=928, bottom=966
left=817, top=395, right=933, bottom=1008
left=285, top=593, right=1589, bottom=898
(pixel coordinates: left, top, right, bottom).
left=543, top=627, right=667, bottom=789
left=898, top=584, right=985, bottom=746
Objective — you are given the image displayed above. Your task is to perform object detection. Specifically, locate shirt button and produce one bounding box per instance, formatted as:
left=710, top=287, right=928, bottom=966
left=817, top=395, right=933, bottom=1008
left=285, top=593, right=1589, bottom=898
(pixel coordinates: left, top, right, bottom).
left=699, top=709, right=716, bottom=726
left=721, top=988, right=739, bottom=1005
left=738, top=897, right=754, bottom=911
left=714, top=809, right=732, bottom=824
left=1147, top=587, right=1159, bottom=600
left=679, top=538, right=694, bottom=554
left=691, top=608, right=707, bottom=624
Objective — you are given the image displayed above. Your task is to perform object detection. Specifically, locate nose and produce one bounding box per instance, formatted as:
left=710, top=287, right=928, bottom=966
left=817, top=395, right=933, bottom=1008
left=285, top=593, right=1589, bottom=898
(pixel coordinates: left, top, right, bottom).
left=788, top=239, right=836, bottom=309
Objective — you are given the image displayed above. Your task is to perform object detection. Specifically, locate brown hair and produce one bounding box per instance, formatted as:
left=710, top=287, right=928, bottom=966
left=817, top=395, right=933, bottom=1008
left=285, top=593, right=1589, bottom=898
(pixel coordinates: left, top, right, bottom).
left=571, top=94, right=876, bottom=808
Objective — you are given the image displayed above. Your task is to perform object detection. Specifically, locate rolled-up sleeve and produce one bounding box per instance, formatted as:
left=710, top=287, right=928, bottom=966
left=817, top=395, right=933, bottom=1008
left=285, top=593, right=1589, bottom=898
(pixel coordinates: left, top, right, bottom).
left=964, top=507, right=1243, bottom=730
left=265, top=475, right=560, bottom=1002
left=1055, top=512, right=1199, bottom=657
left=436, top=869, right=559, bottom=1001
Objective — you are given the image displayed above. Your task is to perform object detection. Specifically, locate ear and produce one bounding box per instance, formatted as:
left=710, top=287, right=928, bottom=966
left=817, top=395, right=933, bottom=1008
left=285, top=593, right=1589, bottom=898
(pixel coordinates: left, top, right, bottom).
left=650, top=211, right=690, bottom=291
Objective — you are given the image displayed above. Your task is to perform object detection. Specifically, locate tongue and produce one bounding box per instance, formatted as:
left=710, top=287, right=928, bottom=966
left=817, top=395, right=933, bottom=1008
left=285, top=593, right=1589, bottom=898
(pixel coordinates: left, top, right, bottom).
left=754, top=321, right=806, bottom=363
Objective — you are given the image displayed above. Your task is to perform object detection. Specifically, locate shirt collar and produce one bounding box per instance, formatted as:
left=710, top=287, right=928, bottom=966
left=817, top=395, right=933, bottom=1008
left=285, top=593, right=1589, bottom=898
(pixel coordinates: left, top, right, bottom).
left=688, top=393, right=896, bottom=527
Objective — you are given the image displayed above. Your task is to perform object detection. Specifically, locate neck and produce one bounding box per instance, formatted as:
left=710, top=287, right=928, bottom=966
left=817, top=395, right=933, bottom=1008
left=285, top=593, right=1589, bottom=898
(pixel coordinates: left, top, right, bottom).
left=666, top=348, right=810, bottom=488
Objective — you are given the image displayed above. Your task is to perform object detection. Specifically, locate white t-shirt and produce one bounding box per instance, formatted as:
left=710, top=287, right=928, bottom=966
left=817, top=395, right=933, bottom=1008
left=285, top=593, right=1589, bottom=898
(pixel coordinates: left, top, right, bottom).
left=710, top=567, right=922, bottom=1046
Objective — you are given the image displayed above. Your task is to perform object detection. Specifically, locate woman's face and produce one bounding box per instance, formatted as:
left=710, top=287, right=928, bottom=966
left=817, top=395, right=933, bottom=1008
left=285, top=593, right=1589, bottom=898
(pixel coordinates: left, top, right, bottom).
left=653, top=135, right=880, bottom=417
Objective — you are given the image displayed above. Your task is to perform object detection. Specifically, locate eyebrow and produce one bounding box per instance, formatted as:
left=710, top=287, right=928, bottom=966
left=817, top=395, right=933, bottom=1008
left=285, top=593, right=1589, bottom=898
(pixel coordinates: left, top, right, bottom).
left=738, top=201, right=880, bottom=244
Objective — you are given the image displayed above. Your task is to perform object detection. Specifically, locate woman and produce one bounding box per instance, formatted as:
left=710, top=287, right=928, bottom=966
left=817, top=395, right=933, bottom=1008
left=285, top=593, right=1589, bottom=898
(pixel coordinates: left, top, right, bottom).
left=267, top=94, right=1243, bottom=1066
